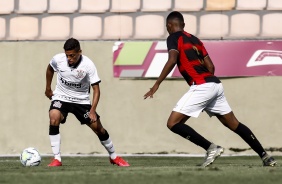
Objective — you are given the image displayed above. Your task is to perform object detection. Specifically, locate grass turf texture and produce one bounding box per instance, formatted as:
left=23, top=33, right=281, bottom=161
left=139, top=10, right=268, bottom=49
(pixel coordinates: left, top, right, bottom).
left=0, top=156, right=281, bottom=184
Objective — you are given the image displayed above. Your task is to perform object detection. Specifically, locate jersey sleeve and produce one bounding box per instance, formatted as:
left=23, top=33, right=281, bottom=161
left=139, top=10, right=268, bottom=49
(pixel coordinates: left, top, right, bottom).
left=88, top=62, right=101, bottom=85
left=49, top=57, right=58, bottom=72
left=166, top=34, right=179, bottom=52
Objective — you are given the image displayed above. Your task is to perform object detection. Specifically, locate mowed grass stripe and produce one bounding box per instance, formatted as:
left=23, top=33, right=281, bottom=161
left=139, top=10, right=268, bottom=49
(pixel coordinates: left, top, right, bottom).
left=0, top=156, right=281, bottom=184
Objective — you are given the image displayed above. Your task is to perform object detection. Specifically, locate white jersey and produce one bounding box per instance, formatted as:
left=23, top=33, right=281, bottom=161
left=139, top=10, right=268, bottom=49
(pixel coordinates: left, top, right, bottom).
left=50, top=53, right=101, bottom=104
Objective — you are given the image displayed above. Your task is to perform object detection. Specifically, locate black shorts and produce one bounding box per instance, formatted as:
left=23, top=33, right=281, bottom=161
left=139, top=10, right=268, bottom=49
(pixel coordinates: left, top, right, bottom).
left=49, top=100, right=100, bottom=125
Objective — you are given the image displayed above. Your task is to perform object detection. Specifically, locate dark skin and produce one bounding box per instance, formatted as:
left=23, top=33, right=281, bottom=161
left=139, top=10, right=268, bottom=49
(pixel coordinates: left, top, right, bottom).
left=45, top=49, right=106, bottom=136
left=144, top=18, right=240, bottom=132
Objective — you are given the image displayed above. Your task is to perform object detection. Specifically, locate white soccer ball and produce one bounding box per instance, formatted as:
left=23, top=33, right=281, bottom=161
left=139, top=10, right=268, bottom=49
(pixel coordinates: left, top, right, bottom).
left=20, top=147, right=41, bottom=166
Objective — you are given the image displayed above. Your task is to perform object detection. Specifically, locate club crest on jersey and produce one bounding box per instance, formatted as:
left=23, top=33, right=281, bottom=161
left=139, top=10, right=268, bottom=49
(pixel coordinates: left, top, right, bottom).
left=53, top=101, right=62, bottom=108
left=76, top=70, right=85, bottom=78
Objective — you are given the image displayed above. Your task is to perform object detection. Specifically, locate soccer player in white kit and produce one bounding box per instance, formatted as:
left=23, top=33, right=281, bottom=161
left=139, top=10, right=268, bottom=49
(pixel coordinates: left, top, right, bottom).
left=45, top=38, right=129, bottom=167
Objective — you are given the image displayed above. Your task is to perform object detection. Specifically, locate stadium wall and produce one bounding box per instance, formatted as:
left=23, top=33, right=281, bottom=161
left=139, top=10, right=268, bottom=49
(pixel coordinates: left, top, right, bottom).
left=0, top=41, right=281, bottom=156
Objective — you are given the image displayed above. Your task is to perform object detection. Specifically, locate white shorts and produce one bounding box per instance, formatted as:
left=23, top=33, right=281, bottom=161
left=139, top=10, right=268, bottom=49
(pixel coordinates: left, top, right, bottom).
left=173, top=83, right=232, bottom=118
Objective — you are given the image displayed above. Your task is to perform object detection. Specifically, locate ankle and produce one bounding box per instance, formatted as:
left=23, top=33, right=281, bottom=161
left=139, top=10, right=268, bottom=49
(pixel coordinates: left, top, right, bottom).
left=208, top=143, right=217, bottom=150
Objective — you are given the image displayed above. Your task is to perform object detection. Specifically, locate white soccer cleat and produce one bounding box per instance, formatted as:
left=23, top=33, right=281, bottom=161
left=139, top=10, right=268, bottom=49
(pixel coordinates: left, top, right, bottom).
left=201, top=145, right=224, bottom=167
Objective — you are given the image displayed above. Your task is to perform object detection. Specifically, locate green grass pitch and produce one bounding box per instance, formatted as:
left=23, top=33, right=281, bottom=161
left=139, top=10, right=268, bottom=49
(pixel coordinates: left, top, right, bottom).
left=0, top=156, right=282, bottom=184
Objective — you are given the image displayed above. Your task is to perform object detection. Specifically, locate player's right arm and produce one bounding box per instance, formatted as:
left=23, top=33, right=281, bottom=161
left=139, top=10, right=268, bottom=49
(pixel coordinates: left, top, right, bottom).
left=144, top=34, right=178, bottom=99
left=45, top=64, right=54, bottom=100
left=144, top=49, right=178, bottom=99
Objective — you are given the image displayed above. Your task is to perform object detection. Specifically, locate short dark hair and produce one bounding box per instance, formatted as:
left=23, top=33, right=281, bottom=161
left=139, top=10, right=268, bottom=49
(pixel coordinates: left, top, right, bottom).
left=63, top=38, right=80, bottom=52
left=166, top=11, right=184, bottom=23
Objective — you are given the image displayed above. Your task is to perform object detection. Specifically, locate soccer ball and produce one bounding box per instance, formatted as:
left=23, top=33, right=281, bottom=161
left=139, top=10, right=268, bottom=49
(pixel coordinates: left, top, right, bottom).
left=20, top=147, right=41, bottom=166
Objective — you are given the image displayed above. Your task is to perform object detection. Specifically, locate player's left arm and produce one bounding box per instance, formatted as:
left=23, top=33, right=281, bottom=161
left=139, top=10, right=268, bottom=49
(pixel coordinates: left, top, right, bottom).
left=203, top=55, right=215, bottom=75
left=89, top=83, right=100, bottom=122
left=87, top=60, right=101, bottom=122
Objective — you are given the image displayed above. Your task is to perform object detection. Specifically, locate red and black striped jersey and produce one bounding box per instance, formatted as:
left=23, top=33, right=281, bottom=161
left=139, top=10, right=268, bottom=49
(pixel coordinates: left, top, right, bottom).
left=167, top=31, right=220, bottom=86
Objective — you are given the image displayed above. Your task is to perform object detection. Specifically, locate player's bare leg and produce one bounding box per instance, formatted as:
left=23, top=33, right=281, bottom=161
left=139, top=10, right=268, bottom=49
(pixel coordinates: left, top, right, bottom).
left=167, top=111, right=223, bottom=167
left=216, top=111, right=276, bottom=166
left=87, top=119, right=130, bottom=167
left=216, top=111, right=239, bottom=131
left=48, top=109, right=63, bottom=167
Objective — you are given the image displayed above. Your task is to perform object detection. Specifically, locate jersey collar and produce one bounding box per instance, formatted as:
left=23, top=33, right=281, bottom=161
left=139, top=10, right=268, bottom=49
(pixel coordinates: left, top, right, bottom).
left=69, top=55, right=82, bottom=69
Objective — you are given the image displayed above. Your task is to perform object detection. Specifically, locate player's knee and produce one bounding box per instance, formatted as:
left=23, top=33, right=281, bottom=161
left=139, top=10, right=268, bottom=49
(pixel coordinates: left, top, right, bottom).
left=96, top=127, right=105, bottom=135
left=94, top=128, right=106, bottom=138
left=88, top=123, right=104, bottom=135
left=49, top=118, right=60, bottom=126
left=167, top=121, right=176, bottom=130
left=226, top=117, right=239, bottom=131
left=228, top=121, right=239, bottom=131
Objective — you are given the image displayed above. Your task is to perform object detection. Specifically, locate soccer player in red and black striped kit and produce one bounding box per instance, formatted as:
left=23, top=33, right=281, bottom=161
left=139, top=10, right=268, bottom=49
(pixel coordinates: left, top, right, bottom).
left=144, top=11, right=276, bottom=167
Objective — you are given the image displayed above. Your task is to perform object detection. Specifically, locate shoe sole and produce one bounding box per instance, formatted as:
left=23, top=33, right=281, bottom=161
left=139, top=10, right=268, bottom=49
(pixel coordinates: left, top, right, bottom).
left=110, top=160, right=130, bottom=167
left=202, top=147, right=224, bottom=167
left=48, top=164, right=62, bottom=167
left=110, top=162, right=130, bottom=167
left=264, top=161, right=277, bottom=167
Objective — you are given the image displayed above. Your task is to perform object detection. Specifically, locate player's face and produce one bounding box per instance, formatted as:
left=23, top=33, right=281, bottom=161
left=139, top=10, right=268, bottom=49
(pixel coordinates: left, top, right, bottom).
left=65, top=49, right=81, bottom=66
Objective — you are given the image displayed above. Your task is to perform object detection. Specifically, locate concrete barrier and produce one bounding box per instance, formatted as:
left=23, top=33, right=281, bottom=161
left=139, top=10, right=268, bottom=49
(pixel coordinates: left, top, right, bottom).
left=0, top=41, right=281, bottom=156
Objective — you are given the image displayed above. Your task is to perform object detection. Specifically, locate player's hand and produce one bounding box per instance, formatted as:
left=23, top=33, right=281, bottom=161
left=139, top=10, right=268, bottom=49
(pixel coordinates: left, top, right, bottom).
left=144, top=84, right=159, bottom=99
left=89, top=111, right=97, bottom=123
left=45, top=88, right=53, bottom=100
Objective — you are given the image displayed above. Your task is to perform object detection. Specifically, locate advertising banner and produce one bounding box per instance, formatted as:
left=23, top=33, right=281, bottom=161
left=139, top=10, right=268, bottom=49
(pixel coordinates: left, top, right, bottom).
left=113, top=40, right=282, bottom=78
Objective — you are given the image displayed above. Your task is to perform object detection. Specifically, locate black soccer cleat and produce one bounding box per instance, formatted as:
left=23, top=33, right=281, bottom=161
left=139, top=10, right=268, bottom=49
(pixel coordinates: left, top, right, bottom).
left=262, top=155, right=277, bottom=167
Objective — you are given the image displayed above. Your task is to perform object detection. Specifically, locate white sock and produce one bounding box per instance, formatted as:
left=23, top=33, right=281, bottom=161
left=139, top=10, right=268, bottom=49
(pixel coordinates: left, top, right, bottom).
left=101, top=137, right=117, bottom=159
left=49, top=134, right=61, bottom=162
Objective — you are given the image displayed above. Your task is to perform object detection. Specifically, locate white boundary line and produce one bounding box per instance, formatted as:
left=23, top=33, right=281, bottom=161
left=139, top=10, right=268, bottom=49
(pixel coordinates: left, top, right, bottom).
left=0, top=153, right=258, bottom=158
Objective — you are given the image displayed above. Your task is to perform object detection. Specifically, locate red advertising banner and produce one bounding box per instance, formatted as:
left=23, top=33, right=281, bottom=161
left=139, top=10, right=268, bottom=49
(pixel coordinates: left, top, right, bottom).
left=113, top=40, right=282, bottom=78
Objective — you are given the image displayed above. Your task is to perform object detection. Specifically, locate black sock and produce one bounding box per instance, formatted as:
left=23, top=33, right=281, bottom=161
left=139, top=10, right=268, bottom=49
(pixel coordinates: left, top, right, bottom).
left=97, top=130, right=109, bottom=141
left=234, top=122, right=266, bottom=158
left=170, top=123, right=211, bottom=150
left=49, top=125, right=59, bottom=135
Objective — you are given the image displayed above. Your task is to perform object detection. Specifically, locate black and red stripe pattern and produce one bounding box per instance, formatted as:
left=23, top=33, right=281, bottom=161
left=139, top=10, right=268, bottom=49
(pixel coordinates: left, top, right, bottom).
left=167, top=31, right=220, bottom=86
